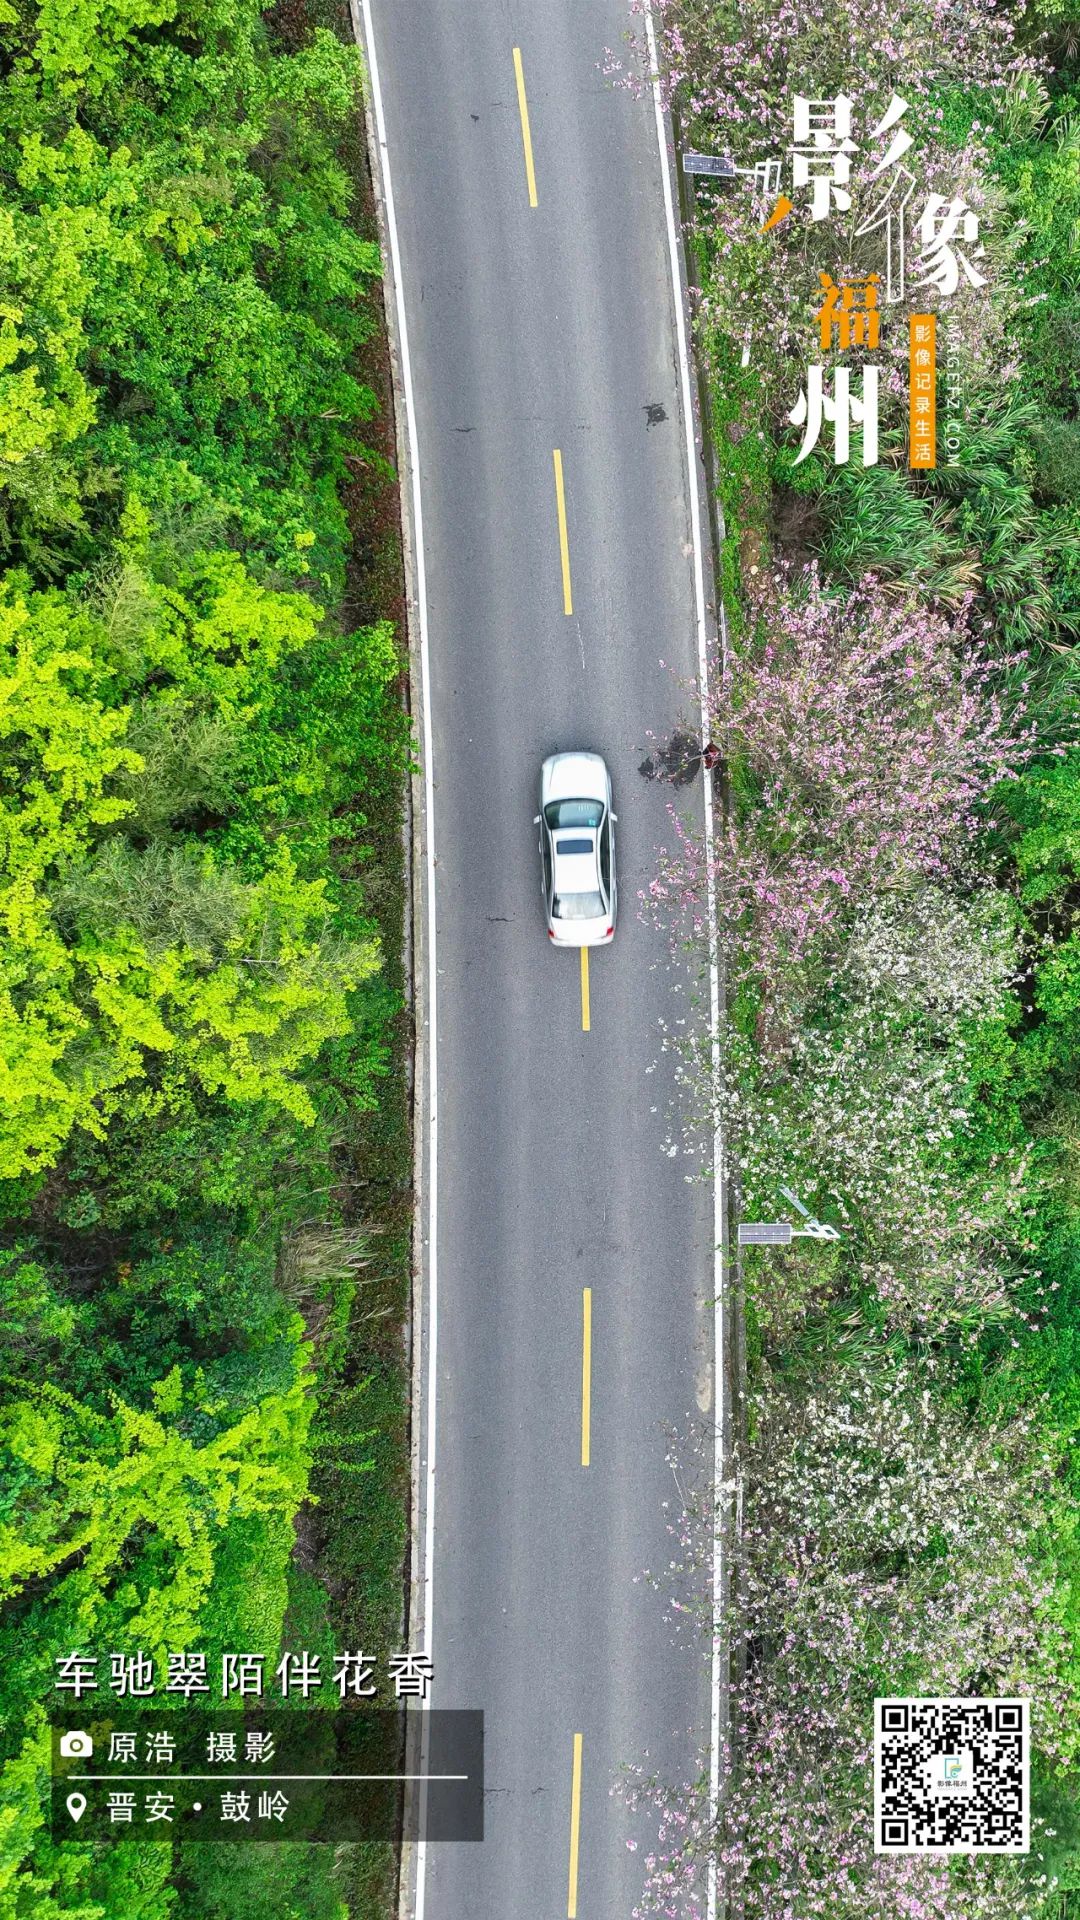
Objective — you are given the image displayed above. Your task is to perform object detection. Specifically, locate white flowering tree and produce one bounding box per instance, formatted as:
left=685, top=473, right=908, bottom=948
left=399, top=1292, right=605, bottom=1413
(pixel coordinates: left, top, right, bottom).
left=626, top=1356, right=1076, bottom=1920
left=678, top=881, right=1037, bottom=1332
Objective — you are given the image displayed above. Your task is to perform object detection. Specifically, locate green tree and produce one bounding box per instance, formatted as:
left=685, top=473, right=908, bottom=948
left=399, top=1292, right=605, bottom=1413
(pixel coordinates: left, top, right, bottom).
left=0, top=1366, right=313, bottom=1621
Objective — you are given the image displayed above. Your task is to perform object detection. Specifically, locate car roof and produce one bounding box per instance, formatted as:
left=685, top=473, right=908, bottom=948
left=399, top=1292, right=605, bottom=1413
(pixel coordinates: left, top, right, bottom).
left=553, top=839, right=599, bottom=892
left=542, top=752, right=608, bottom=805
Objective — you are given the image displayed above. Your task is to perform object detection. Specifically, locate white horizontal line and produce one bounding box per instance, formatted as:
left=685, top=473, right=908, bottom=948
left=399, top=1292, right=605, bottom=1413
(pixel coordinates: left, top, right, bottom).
left=67, top=1773, right=468, bottom=1783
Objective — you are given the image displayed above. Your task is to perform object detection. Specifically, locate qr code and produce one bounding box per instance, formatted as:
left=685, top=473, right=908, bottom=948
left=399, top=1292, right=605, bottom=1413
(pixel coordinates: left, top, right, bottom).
left=874, top=1698, right=1029, bottom=1853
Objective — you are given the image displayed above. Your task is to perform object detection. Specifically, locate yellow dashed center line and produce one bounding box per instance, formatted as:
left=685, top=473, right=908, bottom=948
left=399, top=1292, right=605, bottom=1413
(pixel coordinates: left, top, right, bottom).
left=512, top=47, right=538, bottom=208
left=581, top=1288, right=592, bottom=1468
left=579, top=944, right=590, bottom=1031
left=553, top=448, right=573, bottom=615
left=567, top=1733, right=583, bottom=1917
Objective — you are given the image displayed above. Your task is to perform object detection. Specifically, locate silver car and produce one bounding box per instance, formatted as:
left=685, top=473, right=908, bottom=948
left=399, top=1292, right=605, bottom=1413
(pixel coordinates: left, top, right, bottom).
left=535, top=752, right=617, bottom=947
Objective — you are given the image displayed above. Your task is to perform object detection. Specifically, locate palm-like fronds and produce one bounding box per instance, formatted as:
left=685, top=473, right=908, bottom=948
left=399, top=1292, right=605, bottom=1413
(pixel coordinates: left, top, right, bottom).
left=926, top=389, right=1043, bottom=499
left=817, top=460, right=978, bottom=605
left=995, top=72, right=1052, bottom=143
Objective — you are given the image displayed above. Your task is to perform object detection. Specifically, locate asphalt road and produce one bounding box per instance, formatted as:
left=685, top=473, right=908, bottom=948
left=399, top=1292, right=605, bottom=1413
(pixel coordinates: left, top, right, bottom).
left=360, top=4, right=718, bottom=1912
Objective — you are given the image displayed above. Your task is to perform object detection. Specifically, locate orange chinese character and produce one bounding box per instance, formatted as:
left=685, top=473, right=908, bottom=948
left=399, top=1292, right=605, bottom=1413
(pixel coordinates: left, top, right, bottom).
left=816, top=272, right=882, bottom=351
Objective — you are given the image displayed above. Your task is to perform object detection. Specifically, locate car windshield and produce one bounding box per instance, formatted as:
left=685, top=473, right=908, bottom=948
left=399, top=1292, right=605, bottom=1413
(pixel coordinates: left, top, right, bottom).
left=545, top=798, right=603, bottom=830
left=553, top=891, right=604, bottom=920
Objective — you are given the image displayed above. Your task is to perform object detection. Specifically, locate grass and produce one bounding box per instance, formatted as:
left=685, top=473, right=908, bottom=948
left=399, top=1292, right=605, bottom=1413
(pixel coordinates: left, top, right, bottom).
left=697, top=319, right=772, bottom=634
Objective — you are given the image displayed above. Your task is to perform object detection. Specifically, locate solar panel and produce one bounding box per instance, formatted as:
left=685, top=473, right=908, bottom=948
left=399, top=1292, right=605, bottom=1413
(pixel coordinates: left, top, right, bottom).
left=682, top=152, right=737, bottom=178
left=737, top=1222, right=793, bottom=1246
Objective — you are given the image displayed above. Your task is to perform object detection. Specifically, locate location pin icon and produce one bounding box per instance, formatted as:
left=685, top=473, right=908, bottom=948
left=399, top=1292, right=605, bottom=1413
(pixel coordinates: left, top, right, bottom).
left=66, top=1793, right=87, bottom=1823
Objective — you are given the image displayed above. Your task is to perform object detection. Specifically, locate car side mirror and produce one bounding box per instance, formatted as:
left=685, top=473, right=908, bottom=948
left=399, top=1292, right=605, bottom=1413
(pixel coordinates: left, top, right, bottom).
left=533, top=815, right=541, bottom=825
left=611, top=812, right=618, bottom=822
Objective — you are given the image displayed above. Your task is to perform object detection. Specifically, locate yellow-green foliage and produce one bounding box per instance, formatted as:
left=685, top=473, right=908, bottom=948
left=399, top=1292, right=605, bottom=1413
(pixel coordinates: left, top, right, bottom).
left=0, top=565, right=382, bottom=1177
left=0, top=1366, right=312, bottom=1628
left=0, top=0, right=409, bottom=1914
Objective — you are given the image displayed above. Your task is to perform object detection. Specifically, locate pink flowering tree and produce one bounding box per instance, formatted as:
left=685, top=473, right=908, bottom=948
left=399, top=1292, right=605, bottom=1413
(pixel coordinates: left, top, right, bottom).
left=639, top=0, right=1032, bottom=122
left=647, top=568, right=1040, bottom=1328
left=647, top=567, right=1033, bottom=1012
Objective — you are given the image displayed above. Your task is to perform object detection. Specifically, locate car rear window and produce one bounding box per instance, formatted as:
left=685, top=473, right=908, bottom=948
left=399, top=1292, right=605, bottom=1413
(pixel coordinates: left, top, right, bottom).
left=553, top=892, right=604, bottom=920
left=545, top=800, right=603, bottom=829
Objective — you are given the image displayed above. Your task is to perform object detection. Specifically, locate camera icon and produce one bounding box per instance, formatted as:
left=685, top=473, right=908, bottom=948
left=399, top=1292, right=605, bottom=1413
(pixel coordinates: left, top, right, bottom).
left=59, top=1731, right=93, bottom=1760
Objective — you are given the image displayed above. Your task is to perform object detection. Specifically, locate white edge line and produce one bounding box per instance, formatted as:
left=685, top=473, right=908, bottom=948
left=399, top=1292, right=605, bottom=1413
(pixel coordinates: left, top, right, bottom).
left=352, top=7, right=437, bottom=1920
left=643, top=10, right=726, bottom=1920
